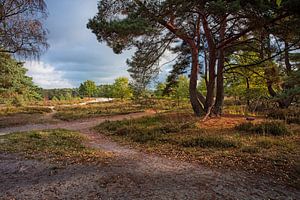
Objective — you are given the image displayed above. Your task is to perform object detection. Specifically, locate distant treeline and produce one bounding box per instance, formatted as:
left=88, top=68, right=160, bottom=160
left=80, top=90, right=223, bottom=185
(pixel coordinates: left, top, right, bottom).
left=42, top=77, right=133, bottom=100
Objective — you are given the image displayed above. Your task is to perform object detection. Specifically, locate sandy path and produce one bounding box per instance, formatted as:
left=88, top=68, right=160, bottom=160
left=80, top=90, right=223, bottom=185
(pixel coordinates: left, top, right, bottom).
left=0, top=112, right=152, bottom=136
left=0, top=112, right=299, bottom=199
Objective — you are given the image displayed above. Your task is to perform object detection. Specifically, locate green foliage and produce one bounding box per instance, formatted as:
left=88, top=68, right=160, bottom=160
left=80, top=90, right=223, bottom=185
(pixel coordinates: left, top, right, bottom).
left=111, top=77, right=133, bottom=99
left=87, top=0, right=299, bottom=115
left=154, top=75, right=189, bottom=100
left=97, top=84, right=113, bottom=98
left=154, top=83, right=166, bottom=98
left=11, top=96, right=26, bottom=107
left=42, top=88, right=79, bottom=100
left=95, top=113, right=198, bottom=145
left=225, top=52, right=269, bottom=104
left=172, top=75, right=189, bottom=100
left=79, top=80, right=98, bottom=97
left=280, top=69, right=300, bottom=101
left=235, top=121, right=290, bottom=136
left=0, top=53, right=42, bottom=105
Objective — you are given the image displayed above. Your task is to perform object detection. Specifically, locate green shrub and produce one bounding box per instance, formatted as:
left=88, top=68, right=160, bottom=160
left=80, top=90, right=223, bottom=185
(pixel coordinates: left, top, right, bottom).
left=235, top=122, right=290, bottom=136
left=180, top=136, right=238, bottom=149
left=254, top=122, right=289, bottom=136
left=99, top=120, right=128, bottom=132
left=29, top=132, right=43, bottom=139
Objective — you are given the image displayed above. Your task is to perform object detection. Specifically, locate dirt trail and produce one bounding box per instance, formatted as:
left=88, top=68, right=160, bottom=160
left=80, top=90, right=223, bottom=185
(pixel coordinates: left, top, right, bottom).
left=0, top=112, right=153, bottom=136
left=0, top=112, right=299, bottom=199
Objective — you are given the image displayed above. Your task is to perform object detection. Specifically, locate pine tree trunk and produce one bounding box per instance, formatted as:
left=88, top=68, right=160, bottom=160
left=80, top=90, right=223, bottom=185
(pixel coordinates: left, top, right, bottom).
left=284, top=41, right=292, bottom=75
left=204, top=49, right=216, bottom=113
left=189, top=46, right=205, bottom=116
left=214, top=17, right=226, bottom=116
left=214, top=57, right=224, bottom=115
left=202, top=14, right=216, bottom=114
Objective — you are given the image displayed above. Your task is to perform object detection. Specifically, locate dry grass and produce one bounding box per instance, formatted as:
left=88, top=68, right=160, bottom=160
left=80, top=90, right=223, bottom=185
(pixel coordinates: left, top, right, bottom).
left=0, top=106, right=52, bottom=117
left=94, top=112, right=300, bottom=186
left=0, top=129, right=111, bottom=164
left=0, top=106, right=55, bottom=128
left=53, top=100, right=145, bottom=121
left=53, top=99, right=191, bottom=121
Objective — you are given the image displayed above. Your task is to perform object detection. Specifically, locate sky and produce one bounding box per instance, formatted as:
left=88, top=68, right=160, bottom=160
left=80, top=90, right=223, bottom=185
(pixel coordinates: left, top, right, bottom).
left=25, top=0, right=134, bottom=89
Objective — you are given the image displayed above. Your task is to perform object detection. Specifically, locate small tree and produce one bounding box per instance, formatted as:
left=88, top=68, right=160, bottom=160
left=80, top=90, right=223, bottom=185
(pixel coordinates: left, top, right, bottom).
left=111, top=77, right=133, bottom=99
left=79, top=80, right=98, bottom=97
left=172, top=75, right=189, bottom=106
left=98, top=84, right=113, bottom=98
left=0, top=52, right=41, bottom=105
left=154, top=82, right=166, bottom=98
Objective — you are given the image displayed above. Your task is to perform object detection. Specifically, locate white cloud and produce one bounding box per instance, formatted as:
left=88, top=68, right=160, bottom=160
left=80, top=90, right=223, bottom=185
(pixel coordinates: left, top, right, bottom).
left=25, top=61, right=74, bottom=89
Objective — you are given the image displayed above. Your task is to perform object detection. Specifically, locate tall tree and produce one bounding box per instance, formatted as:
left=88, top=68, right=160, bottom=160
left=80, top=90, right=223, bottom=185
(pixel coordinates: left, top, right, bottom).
left=88, top=0, right=297, bottom=116
left=0, top=0, right=48, bottom=57
left=0, top=52, right=41, bottom=104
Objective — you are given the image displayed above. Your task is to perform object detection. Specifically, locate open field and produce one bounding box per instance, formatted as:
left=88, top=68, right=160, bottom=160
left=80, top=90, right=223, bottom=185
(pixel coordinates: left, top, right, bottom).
left=53, top=100, right=145, bottom=121
left=94, top=112, right=300, bottom=187
left=53, top=99, right=192, bottom=121
left=0, top=99, right=299, bottom=199
left=0, top=112, right=299, bottom=199
left=0, top=98, right=191, bottom=124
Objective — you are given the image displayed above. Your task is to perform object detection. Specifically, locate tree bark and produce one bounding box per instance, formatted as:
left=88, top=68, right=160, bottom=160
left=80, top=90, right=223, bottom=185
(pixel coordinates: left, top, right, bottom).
left=205, top=53, right=216, bottom=113
left=284, top=41, right=292, bottom=75
left=213, top=51, right=224, bottom=115
left=214, top=17, right=226, bottom=115
left=189, top=45, right=205, bottom=116
left=202, top=15, right=216, bottom=113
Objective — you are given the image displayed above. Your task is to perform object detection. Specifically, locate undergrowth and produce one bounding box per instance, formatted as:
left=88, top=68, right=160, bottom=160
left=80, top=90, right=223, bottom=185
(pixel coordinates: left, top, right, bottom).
left=94, top=113, right=299, bottom=186
left=235, top=121, right=290, bottom=136
left=0, top=129, right=110, bottom=163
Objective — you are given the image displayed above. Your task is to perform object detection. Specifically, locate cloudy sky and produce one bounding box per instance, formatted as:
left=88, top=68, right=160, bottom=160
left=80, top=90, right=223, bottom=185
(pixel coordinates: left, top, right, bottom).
left=25, top=0, right=134, bottom=89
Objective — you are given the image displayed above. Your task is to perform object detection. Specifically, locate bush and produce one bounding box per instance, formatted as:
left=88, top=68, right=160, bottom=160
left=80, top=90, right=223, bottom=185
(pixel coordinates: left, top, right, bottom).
left=130, top=131, right=160, bottom=143
left=267, top=108, right=300, bottom=124
left=180, top=136, right=238, bottom=149
left=12, top=96, right=26, bottom=107
left=235, top=122, right=253, bottom=132
left=235, top=121, right=290, bottom=136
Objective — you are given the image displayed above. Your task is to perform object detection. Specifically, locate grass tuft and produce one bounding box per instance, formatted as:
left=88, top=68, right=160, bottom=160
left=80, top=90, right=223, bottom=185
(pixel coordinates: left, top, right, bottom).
left=180, top=136, right=239, bottom=149
left=0, top=129, right=110, bottom=163
left=94, top=112, right=299, bottom=186
left=235, top=121, right=290, bottom=136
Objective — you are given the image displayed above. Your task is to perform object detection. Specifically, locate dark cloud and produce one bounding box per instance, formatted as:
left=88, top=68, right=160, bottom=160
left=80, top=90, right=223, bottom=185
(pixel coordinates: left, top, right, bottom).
left=25, top=0, right=174, bottom=89
left=25, top=0, right=131, bottom=88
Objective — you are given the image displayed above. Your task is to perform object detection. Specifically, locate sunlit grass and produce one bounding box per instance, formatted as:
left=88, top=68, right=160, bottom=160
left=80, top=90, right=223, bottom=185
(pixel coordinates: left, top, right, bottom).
left=94, top=112, right=300, bottom=186
left=0, top=129, right=111, bottom=163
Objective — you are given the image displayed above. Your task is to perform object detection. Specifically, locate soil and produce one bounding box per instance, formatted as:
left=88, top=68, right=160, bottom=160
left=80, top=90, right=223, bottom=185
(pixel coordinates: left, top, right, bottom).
left=0, top=111, right=299, bottom=199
